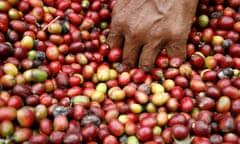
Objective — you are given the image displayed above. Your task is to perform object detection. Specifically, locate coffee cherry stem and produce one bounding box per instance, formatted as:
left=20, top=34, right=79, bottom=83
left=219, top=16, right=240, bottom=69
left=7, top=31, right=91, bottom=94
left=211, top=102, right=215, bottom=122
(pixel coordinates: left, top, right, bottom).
left=35, top=22, right=41, bottom=29
left=42, top=16, right=61, bottom=31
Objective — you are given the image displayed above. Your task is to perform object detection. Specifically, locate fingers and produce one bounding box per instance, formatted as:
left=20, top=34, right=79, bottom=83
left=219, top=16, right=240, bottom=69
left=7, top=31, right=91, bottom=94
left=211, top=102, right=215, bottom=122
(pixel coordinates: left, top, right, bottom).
left=107, top=30, right=123, bottom=49
left=107, top=0, right=129, bottom=49
left=165, top=38, right=187, bottom=60
left=138, top=41, right=163, bottom=73
left=122, top=37, right=142, bottom=68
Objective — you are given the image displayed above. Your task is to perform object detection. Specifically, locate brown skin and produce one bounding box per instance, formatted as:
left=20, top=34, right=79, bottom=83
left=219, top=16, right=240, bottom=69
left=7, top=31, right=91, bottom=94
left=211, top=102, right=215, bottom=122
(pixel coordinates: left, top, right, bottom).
left=107, top=0, right=199, bottom=72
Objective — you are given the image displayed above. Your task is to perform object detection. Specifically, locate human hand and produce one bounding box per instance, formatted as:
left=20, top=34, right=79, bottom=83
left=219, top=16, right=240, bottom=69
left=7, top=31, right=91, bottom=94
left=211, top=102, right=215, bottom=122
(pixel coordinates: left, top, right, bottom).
left=107, top=0, right=198, bottom=72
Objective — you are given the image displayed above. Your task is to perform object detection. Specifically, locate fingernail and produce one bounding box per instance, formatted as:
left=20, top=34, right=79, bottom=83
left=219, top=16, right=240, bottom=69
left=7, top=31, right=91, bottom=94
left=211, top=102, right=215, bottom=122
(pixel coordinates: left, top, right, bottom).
left=140, top=65, right=151, bottom=73
left=116, top=63, right=131, bottom=73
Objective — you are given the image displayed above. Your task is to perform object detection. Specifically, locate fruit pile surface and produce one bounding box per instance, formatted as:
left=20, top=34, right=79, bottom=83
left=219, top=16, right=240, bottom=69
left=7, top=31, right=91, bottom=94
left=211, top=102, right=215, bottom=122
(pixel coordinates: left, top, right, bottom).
left=0, top=0, right=240, bottom=143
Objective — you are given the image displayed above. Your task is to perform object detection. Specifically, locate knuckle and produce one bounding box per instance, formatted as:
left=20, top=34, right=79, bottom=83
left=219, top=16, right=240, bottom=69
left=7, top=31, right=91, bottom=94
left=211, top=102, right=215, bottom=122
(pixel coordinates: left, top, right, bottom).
left=139, top=63, right=152, bottom=73
left=166, top=28, right=189, bottom=42
left=169, top=28, right=183, bottom=37
left=112, top=14, right=126, bottom=25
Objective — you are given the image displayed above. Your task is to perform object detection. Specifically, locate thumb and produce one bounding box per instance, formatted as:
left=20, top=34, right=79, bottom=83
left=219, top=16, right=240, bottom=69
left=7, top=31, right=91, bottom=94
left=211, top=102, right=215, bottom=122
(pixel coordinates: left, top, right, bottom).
left=107, top=28, right=123, bottom=49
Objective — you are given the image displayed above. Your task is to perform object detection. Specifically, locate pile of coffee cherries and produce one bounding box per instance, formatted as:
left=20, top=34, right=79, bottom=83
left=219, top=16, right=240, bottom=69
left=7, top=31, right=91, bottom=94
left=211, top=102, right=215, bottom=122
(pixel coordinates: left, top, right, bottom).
left=0, top=0, right=240, bottom=143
